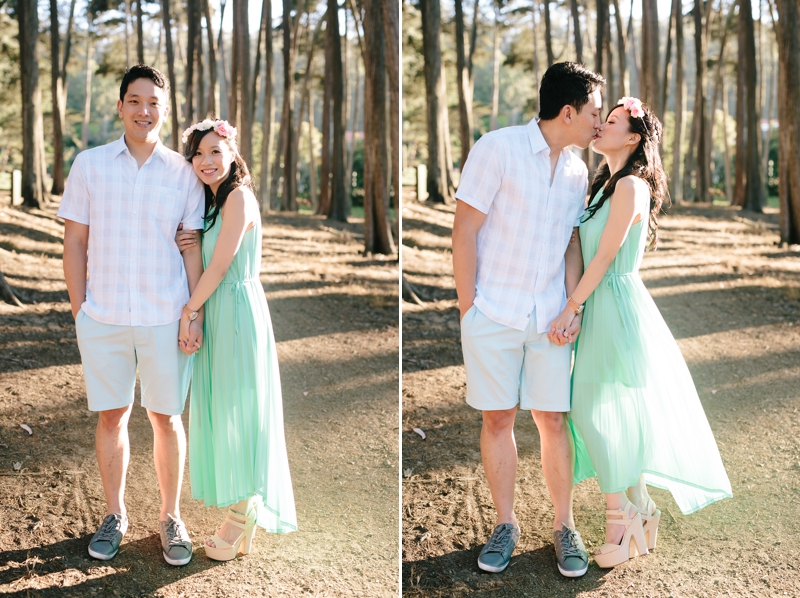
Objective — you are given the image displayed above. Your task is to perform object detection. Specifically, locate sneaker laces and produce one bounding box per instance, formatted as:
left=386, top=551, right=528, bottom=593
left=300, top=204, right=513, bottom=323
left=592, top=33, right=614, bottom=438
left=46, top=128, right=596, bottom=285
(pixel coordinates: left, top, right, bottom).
left=164, top=517, right=188, bottom=547
left=558, top=528, right=584, bottom=559
left=95, top=516, right=122, bottom=543
left=485, top=525, right=515, bottom=552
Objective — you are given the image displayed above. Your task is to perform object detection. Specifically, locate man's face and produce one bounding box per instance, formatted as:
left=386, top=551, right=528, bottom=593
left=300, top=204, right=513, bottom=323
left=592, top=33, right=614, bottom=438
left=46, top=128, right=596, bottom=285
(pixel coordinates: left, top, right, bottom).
left=117, top=78, right=169, bottom=144
left=571, top=88, right=603, bottom=149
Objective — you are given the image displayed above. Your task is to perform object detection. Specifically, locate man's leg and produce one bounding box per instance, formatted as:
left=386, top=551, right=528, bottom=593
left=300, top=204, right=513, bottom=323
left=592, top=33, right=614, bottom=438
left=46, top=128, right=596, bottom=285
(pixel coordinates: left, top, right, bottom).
left=147, top=410, right=186, bottom=521
left=96, top=405, right=134, bottom=517
left=530, top=409, right=574, bottom=530
left=481, top=407, right=520, bottom=528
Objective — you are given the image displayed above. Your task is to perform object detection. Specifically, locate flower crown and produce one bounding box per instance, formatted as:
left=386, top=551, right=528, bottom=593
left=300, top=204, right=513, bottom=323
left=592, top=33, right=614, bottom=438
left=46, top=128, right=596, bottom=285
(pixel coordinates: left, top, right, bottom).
left=617, top=97, right=645, bottom=118
left=181, top=119, right=238, bottom=144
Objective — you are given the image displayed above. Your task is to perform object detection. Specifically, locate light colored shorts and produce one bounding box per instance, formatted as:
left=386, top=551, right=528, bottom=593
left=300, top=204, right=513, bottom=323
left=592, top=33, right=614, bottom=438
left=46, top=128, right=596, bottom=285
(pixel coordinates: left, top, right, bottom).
left=75, top=309, right=193, bottom=415
left=460, top=304, right=572, bottom=412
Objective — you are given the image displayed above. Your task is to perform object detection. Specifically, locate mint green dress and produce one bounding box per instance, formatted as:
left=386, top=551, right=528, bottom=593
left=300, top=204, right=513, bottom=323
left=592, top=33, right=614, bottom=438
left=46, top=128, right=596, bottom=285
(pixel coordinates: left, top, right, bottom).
left=189, top=214, right=297, bottom=533
left=569, top=188, right=732, bottom=514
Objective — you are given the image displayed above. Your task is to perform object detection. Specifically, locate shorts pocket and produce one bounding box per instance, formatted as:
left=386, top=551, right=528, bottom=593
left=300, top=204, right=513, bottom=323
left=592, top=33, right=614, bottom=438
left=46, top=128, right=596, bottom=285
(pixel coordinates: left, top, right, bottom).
left=460, top=303, right=477, bottom=326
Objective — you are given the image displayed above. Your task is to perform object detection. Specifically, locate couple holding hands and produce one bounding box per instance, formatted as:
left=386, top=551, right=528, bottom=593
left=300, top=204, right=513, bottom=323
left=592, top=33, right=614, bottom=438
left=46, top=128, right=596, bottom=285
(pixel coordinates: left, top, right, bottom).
left=60, top=64, right=295, bottom=566
left=453, top=62, right=732, bottom=576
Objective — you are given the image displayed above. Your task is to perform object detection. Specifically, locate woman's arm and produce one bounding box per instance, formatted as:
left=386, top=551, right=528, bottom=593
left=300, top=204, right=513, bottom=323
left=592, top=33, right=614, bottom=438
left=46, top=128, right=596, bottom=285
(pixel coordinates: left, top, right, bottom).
left=178, top=188, right=254, bottom=343
left=549, top=176, right=643, bottom=334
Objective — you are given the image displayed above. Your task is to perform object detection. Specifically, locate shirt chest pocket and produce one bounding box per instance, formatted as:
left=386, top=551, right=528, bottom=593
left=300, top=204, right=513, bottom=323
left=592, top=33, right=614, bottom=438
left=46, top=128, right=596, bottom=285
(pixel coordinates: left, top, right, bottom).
left=146, top=186, right=184, bottom=225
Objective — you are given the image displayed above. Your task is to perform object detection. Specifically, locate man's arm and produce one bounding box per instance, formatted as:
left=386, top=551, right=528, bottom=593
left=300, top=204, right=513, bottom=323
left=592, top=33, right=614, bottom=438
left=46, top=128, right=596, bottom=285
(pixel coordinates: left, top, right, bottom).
left=63, top=220, right=89, bottom=319
left=452, top=201, right=487, bottom=321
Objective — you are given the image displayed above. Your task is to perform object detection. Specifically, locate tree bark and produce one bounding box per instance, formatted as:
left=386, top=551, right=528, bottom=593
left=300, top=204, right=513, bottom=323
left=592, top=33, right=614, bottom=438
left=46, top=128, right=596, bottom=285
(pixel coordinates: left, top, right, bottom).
left=739, top=0, right=764, bottom=212
left=455, top=0, right=473, bottom=169
left=690, top=0, right=709, bottom=202
left=217, top=0, right=230, bottom=119
left=382, top=0, right=400, bottom=216
left=543, top=0, right=554, bottom=67
left=161, top=0, right=181, bottom=150
left=185, top=0, right=199, bottom=128
left=81, top=18, right=93, bottom=151
left=611, top=0, right=626, bottom=97
left=258, top=0, right=273, bottom=213
left=329, top=0, right=348, bottom=222
left=776, top=0, right=800, bottom=243
left=232, top=0, right=252, bottom=163
left=490, top=3, right=501, bottom=131
left=136, top=0, right=144, bottom=63
left=318, top=15, right=332, bottom=216
left=420, top=0, right=453, bottom=203
left=50, top=0, right=65, bottom=195
left=659, top=0, right=674, bottom=119
left=596, top=0, right=608, bottom=75
left=363, top=0, right=395, bottom=253
left=18, top=0, right=49, bottom=207
left=203, top=0, right=218, bottom=117
left=671, top=0, right=685, bottom=204
left=569, top=0, right=582, bottom=63
left=641, top=0, right=659, bottom=117
left=281, top=0, right=296, bottom=210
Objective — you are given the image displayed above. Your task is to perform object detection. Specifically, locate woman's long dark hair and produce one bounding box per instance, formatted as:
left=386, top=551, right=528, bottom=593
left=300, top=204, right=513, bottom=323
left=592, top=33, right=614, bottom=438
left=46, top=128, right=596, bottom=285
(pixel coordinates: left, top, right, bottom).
left=183, top=125, right=253, bottom=233
left=584, top=100, right=668, bottom=250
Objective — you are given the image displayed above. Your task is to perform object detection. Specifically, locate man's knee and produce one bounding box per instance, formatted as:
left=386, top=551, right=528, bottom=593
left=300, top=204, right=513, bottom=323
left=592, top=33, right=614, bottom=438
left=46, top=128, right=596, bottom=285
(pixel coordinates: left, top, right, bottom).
left=482, top=408, right=517, bottom=436
left=97, top=406, right=132, bottom=432
left=530, top=409, right=567, bottom=436
left=147, top=410, right=183, bottom=434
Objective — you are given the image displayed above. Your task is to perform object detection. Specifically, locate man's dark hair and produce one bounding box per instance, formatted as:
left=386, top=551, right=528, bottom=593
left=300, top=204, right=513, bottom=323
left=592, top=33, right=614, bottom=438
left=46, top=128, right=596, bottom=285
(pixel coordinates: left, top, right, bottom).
left=119, top=64, right=170, bottom=102
left=538, top=62, right=605, bottom=121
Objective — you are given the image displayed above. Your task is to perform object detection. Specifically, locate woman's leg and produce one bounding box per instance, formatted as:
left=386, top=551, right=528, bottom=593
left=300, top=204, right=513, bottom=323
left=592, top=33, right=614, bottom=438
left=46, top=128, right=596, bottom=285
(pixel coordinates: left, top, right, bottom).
left=599, top=491, right=630, bottom=550
left=626, top=474, right=653, bottom=513
left=206, top=496, right=258, bottom=548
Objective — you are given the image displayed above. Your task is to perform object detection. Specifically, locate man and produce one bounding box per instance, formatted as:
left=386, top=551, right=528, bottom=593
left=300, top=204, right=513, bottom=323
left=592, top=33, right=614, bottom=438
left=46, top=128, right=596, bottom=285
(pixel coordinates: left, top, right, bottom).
left=59, top=64, right=205, bottom=566
left=452, top=62, right=605, bottom=577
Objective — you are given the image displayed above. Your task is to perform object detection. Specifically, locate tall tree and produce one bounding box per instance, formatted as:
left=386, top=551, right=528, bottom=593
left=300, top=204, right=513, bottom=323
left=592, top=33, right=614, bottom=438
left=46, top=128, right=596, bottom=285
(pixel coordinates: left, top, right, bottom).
left=611, top=0, right=627, bottom=97
left=543, top=0, right=554, bottom=66
left=161, top=0, right=181, bottom=150
left=185, top=0, right=200, bottom=127
left=317, top=11, right=332, bottom=216
left=136, top=0, right=144, bottom=63
left=420, top=0, right=453, bottom=203
left=641, top=0, right=659, bottom=116
left=328, top=0, right=348, bottom=221
left=363, top=0, right=395, bottom=253
left=81, top=13, right=93, bottom=151
left=382, top=0, right=400, bottom=215
left=258, top=0, right=273, bottom=213
left=18, top=0, right=49, bottom=207
left=50, top=0, right=65, bottom=195
left=596, top=0, right=608, bottom=75
left=489, top=2, right=501, bottom=131
left=671, top=0, right=686, bottom=204
left=734, top=0, right=764, bottom=211
left=569, top=0, right=582, bottom=63
left=455, top=0, right=473, bottom=169
left=203, top=0, right=217, bottom=117
left=280, top=0, right=297, bottom=210
left=776, top=0, right=800, bottom=243
left=231, top=0, right=252, bottom=163
left=689, top=0, right=709, bottom=202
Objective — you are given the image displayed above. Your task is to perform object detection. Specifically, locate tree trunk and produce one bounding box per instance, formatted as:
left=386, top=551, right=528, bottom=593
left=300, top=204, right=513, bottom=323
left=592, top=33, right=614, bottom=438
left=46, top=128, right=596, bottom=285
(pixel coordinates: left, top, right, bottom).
left=740, top=0, right=764, bottom=212
left=161, top=0, right=181, bottom=150
left=569, top=0, right=582, bottom=63
left=123, top=0, right=131, bottom=67
left=722, top=74, right=733, bottom=204
left=363, top=0, right=395, bottom=253
left=309, top=90, right=318, bottom=211
left=318, top=17, right=332, bottom=215
left=382, top=0, right=400, bottom=216
left=659, top=0, right=674, bottom=119
left=329, top=0, right=348, bottom=222
left=217, top=0, right=230, bottom=119
left=50, top=0, right=65, bottom=195
left=232, top=0, right=252, bottom=163
left=196, top=21, right=205, bottom=119
left=18, top=0, right=49, bottom=207
left=281, top=0, right=296, bottom=210
left=420, top=0, right=453, bottom=203
left=251, top=0, right=269, bottom=117
left=455, top=0, right=473, bottom=170
left=136, top=0, right=144, bottom=63
left=641, top=0, right=659, bottom=117
left=185, top=0, right=198, bottom=128
left=490, top=3, right=501, bottom=131
left=596, top=0, right=608, bottom=75
left=543, top=0, right=554, bottom=66
left=81, top=20, right=93, bottom=152
left=671, top=0, right=685, bottom=204
left=611, top=0, right=626, bottom=98
left=776, top=0, right=800, bottom=243
left=203, top=0, right=218, bottom=117
left=691, top=0, right=709, bottom=202
left=258, top=0, right=273, bottom=213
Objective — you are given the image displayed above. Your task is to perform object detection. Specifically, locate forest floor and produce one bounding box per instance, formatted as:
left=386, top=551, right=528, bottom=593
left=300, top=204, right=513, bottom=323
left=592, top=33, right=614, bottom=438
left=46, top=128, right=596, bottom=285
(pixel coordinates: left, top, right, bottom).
left=402, top=194, right=800, bottom=597
left=0, top=198, right=400, bottom=597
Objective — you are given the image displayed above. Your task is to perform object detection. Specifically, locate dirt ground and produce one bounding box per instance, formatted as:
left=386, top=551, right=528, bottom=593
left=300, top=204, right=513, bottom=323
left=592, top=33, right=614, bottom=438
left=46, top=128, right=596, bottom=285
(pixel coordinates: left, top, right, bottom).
left=401, top=194, right=800, bottom=597
left=0, top=199, right=400, bottom=597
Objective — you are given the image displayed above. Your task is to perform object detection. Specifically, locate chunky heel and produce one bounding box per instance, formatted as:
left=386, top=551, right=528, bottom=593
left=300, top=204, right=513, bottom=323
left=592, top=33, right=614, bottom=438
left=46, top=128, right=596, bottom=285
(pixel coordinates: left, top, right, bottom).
left=204, top=503, right=258, bottom=561
left=241, top=521, right=257, bottom=555
left=639, top=498, right=661, bottom=551
left=594, top=503, right=649, bottom=568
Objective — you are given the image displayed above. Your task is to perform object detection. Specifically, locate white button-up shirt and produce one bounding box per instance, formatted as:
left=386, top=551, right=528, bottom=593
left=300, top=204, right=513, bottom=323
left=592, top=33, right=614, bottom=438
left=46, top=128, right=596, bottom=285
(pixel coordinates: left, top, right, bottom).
left=456, top=118, right=588, bottom=332
left=58, top=135, right=205, bottom=327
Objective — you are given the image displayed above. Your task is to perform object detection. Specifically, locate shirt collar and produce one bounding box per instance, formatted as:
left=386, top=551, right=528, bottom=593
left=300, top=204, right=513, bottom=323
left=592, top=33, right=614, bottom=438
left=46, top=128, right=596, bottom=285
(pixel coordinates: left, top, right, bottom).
left=526, top=118, right=550, bottom=156
left=113, top=134, right=167, bottom=164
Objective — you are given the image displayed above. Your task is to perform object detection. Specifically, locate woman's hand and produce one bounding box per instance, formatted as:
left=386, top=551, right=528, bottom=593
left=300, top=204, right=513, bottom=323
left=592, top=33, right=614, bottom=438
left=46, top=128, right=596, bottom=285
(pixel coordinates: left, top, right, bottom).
left=178, top=314, right=193, bottom=354
left=175, top=223, right=198, bottom=253
left=548, top=309, right=577, bottom=346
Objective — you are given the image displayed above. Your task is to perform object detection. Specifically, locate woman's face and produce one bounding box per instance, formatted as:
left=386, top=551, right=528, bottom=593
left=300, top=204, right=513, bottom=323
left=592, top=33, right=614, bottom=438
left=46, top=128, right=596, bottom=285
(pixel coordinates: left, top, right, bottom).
left=191, top=132, right=235, bottom=187
left=592, top=106, right=638, bottom=155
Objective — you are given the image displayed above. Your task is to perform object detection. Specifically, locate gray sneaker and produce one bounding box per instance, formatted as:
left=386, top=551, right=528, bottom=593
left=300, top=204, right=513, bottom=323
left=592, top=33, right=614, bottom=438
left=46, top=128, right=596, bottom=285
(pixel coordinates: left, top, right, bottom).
left=88, top=513, right=128, bottom=560
left=477, top=523, right=520, bottom=573
left=554, top=523, right=589, bottom=577
left=159, top=514, right=193, bottom=566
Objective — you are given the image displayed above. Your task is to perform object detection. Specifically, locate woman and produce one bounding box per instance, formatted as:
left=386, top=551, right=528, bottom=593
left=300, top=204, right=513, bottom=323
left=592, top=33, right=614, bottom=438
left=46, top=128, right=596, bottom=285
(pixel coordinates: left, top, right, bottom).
left=549, top=98, right=731, bottom=568
left=176, top=119, right=297, bottom=561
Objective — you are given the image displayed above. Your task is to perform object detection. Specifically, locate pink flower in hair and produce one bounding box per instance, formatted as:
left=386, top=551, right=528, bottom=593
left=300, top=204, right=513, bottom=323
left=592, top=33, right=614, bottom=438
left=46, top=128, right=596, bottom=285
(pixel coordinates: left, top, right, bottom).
left=618, top=96, right=644, bottom=119
left=215, top=120, right=236, bottom=139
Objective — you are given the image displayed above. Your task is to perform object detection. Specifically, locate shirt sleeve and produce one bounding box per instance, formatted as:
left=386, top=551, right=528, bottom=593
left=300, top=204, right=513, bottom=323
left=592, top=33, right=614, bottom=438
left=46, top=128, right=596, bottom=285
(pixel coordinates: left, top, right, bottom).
left=574, top=171, right=589, bottom=227
left=181, top=170, right=206, bottom=231
left=57, top=154, right=90, bottom=225
left=454, top=134, right=504, bottom=214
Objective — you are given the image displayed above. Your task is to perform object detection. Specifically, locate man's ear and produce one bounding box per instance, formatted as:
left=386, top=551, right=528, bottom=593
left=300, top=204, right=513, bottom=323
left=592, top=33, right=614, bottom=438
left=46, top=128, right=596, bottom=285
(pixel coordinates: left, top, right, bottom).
left=117, top=99, right=123, bottom=118
left=562, top=104, right=573, bottom=124
left=164, top=104, right=170, bottom=118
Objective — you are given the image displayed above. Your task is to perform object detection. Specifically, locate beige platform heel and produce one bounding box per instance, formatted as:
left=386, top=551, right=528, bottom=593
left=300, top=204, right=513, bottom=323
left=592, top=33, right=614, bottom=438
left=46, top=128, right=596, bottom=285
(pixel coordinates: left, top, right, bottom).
left=204, top=503, right=258, bottom=561
left=639, top=497, right=661, bottom=551
left=593, top=502, right=649, bottom=568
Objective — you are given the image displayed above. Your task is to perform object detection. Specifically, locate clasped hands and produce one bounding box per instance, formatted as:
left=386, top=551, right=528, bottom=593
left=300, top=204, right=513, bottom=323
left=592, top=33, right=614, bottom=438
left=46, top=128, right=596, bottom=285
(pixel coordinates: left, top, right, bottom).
left=179, top=310, right=204, bottom=355
left=547, top=308, right=581, bottom=346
